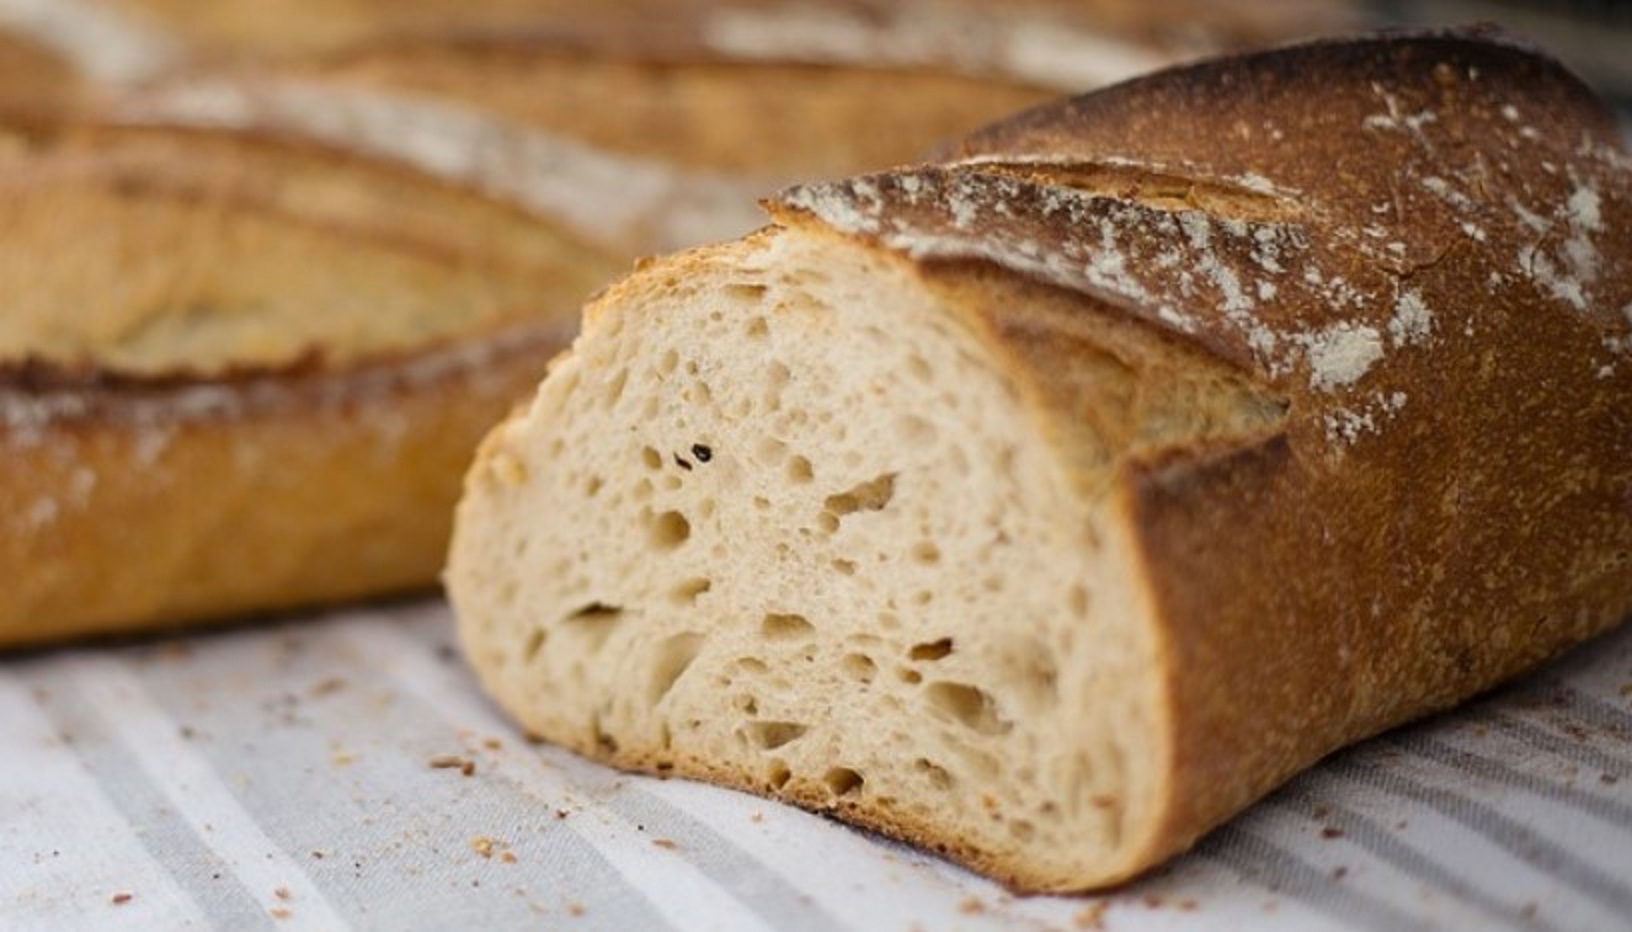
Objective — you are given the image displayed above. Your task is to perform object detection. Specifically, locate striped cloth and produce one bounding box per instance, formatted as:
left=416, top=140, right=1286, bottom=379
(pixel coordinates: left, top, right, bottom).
left=2, top=601, right=1628, bottom=931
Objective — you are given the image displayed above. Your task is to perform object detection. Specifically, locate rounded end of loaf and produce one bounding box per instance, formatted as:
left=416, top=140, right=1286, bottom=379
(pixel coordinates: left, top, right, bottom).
left=448, top=225, right=1183, bottom=891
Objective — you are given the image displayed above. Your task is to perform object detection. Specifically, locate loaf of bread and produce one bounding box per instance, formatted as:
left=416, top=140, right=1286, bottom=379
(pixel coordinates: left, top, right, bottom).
left=0, top=119, right=621, bottom=646
left=447, top=29, right=1632, bottom=891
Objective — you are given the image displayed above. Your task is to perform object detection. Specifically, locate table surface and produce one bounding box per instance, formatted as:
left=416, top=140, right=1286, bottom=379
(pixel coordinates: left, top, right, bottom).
left=2, top=600, right=1628, bottom=931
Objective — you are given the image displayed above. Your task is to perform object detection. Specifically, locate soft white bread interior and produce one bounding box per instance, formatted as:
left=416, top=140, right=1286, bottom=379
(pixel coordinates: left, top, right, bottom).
left=452, top=225, right=1286, bottom=888
left=448, top=30, right=1632, bottom=891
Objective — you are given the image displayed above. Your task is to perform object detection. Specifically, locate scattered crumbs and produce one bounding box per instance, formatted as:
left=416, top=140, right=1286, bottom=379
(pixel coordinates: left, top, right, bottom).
left=566, top=902, right=586, bottom=917
left=1332, top=866, right=1349, bottom=881
left=749, top=811, right=764, bottom=823
left=270, top=907, right=290, bottom=920
left=555, top=809, right=571, bottom=820
left=308, top=677, right=347, bottom=699
left=1073, top=902, right=1108, bottom=929
left=330, top=750, right=356, bottom=767
left=500, top=851, right=517, bottom=864
left=1179, top=898, right=1199, bottom=911
left=1602, top=773, right=1621, bottom=786
left=1618, top=683, right=1631, bottom=697
left=958, top=896, right=985, bottom=915
left=471, top=836, right=496, bottom=859
left=274, top=887, right=291, bottom=901
left=1142, top=894, right=1165, bottom=909
left=429, top=755, right=476, bottom=776
left=1520, top=901, right=1538, bottom=920
left=483, top=737, right=503, bottom=751
left=652, top=838, right=679, bottom=851
left=1321, top=826, right=1345, bottom=839
left=111, top=893, right=134, bottom=905
left=1395, top=820, right=1409, bottom=830
left=310, top=851, right=326, bottom=860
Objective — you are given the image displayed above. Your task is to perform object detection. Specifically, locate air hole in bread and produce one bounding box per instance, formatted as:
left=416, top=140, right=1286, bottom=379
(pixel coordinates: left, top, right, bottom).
left=647, top=632, right=705, bottom=707
left=824, top=473, right=895, bottom=517
left=591, top=712, right=618, bottom=755
left=912, top=542, right=942, bottom=565
left=906, top=354, right=934, bottom=383
left=831, top=558, right=857, bottom=575
left=895, top=415, right=936, bottom=444
left=565, top=601, right=621, bottom=622
left=787, top=455, right=814, bottom=484
left=672, top=577, right=712, bottom=604
left=840, top=653, right=877, bottom=682
left=925, top=682, right=1010, bottom=735
left=824, top=767, right=864, bottom=796
left=760, top=613, right=814, bottom=640
left=734, top=657, right=769, bottom=675
left=657, top=349, right=679, bottom=377
left=913, top=757, right=954, bottom=791
left=727, top=283, right=768, bottom=303
left=745, top=316, right=770, bottom=340
left=898, top=668, right=923, bottom=684
left=766, top=360, right=791, bottom=389
left=908, top=638, right=954, bottom=661
left=742, top=720, right=808, bottom=750
left=766, top=759, right=791, bottom=789
left=560, top=602, right=622, bottom=651
left=683, top=380, right=713, bottom=406
left=754, top=437, right=787, bottom=466
left=1010, top=819, right=1037, bottom=842
left=650, top=511, right=691, bottom=549
left=640, top=446, right=662, bottom=470
left=521, top=627, right=546, bottom=663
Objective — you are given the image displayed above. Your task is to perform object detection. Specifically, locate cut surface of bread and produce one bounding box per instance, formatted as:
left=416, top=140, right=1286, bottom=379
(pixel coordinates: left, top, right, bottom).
left=448, top=30, right=1632, bottom=891
left=0, top=120, right=619, bottom=646
left=452, top=226, right=1285, bottom=888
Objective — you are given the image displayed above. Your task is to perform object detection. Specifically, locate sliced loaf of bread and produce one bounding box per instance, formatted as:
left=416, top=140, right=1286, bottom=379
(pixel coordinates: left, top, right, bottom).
left=447, top=31, right=1632, bottom=891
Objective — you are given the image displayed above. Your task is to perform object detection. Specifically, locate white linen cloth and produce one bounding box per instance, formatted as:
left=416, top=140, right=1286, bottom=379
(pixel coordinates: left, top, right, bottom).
left=3, top=600, right=1628, bottom=931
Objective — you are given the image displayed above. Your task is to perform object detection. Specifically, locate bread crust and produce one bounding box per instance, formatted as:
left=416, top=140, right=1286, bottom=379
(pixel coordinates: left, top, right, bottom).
left=1, top=318, right=573, bottom=648
left=771, top=27, right=1632, bottom=884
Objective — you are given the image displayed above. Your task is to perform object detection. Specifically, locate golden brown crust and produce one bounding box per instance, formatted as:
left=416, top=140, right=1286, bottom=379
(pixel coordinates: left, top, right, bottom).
left=772, top=27, right=1632, bottom=885
left=1, top=321, right=567, bottom=647
left=0, top=31, right=82, bottom=112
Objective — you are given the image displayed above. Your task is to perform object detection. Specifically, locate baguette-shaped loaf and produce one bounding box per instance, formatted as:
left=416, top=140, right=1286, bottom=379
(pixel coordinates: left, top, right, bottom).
left=0, top=120, right=620, bottom=646
left=447, top=30, right=1632, bottom=891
